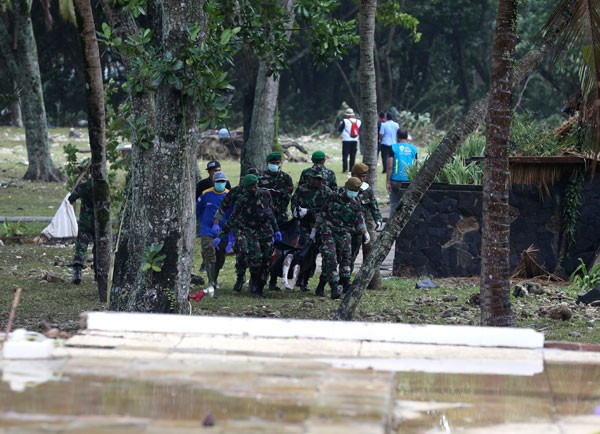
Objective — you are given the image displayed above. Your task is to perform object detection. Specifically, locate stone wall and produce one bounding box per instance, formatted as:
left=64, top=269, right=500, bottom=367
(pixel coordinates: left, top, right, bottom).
left=393, top=174, right=600, bottom=278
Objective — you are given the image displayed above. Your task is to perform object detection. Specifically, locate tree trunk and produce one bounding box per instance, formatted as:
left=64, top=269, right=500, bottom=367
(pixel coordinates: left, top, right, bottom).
left=358, top=0, right=380, bottom=289
left=74, top=0, right=113, bottom=303
left=241, top=0, right=295, bottom=176
left=106, top=0, right=206, bottom=313
left=480, top=0, right=518, bottom=327
left=0, top=0, right=63, bottom=182
left=335, top=0, right=577, bottom=321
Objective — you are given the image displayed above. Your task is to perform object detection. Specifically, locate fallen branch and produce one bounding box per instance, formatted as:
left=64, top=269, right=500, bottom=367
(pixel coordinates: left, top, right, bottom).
left=4, top=287, right=23, bottom=340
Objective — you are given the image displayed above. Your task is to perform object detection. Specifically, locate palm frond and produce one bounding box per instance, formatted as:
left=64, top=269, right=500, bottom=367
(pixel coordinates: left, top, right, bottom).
left=543, top=0, right=600, bottom=157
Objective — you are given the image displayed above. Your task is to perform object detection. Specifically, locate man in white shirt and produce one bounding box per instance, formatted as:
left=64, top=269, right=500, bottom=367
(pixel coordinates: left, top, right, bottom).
left=378, top=112, right=400, bottom=174
left=338, top=108, right=361, bottom=173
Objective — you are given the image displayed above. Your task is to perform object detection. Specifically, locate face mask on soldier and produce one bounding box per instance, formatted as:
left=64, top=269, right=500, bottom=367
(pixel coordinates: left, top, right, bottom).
left=346, top=189, right=359, bottom=199
left=267, top=163, right=280, bottom=173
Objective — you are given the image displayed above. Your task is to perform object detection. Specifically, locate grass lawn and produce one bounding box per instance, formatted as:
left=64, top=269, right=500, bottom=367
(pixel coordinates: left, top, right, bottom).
left=1, top=127, right=599, bottom=344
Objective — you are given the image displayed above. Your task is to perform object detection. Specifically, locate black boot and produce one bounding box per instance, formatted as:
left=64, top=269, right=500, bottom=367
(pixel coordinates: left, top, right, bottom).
left=255, top=276, right=265, bottom=297
left=341, top=277, right=351, bottom=294
left=315, top=277, right=326, bottom=296
left=73, top=267, right=82, bottom=285
left=233, top=273, right=245, bottom=292
left=248, top=274, right=257, bottom=294
left=268, top=274, right=281, bottom=291
left=331, top=282, right=342, bottom=300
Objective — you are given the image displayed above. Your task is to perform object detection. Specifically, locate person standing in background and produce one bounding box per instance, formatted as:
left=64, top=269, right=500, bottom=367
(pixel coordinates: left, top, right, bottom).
left=378, top=112, right=400, bottom=174
left=387, top=128, right=418, bottom=215
left=338, top=108, right=361, bottom=174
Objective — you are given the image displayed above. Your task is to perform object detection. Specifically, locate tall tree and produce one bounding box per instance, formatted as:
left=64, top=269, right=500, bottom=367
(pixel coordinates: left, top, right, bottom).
left=358, top=0, right=380, bottom=288
left=241, top=0, right=295, bottom=175
left=0, top=0, right=64, bottom=182
left=336, top=0, right=577, bottom=321
left=100, top=0, right=213, bottom=312
left=73, top=0, right=113, bottom=303
left=480, top=0, right=518, bottom=327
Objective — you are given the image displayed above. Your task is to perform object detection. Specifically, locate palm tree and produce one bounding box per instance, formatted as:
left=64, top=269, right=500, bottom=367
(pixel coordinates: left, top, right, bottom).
left=72, top=0, right=113, bottom=303
left=479, top=0, right=518, bottom=327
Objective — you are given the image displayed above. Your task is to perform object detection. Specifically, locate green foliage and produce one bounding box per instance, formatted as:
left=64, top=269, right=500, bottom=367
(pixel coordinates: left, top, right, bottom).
left=509, top=112, right=564, bottom=156
left=2, top=218, right=25, bottom=237
left=63, top=143, right=80, bottom=190
left=139, top=242, right=167, bottom=276
left=377, top=1, right=421, bottom=43
left=570, top=258, right=600, bottom=293
left=418, top=132, right=485, bottom=185
left=563, top=170, right=583, bottom=252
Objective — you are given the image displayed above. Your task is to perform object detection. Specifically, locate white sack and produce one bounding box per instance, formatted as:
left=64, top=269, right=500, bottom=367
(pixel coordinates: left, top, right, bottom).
left=41, top=194, right=78, bottom=239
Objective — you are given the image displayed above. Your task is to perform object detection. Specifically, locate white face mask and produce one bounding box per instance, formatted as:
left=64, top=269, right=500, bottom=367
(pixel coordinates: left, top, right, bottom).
left=214, top=182, right=226, bottom=193
left=268, top=163, right=280, bottom=173
left=346, top=190, right=359, bottom=199
left=360, top=182, right=369, bottom=191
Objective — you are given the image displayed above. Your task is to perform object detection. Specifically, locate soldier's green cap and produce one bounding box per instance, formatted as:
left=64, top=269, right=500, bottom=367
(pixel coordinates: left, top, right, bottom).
left=266, top=151, right=282, bottom=162
left=345, top=177, right=362, bottom=192
left=311, top=150, right=326, bottom=162
left=243, top=174, right=259, bottom=187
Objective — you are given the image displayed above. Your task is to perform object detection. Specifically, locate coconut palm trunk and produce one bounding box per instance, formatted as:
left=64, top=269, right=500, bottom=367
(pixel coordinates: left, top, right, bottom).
left=358, top=0, right=381, bottom=288
left=480, top=0, right=518, bottom=327
left=73, top=0, right=113, bottom=303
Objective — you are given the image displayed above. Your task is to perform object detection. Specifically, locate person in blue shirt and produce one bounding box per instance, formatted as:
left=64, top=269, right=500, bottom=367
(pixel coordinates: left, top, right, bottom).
left=194, top=170, right=230, bottom=298
left=386, top=128, right=418, bottom=215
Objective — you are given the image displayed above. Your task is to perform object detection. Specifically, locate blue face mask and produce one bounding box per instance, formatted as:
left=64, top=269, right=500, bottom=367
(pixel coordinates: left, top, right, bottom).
left=214, top=182, right=226, bottom=193
left=346, top=190, right=359, bottom=199
left=268, top=163, right=280, bottom=173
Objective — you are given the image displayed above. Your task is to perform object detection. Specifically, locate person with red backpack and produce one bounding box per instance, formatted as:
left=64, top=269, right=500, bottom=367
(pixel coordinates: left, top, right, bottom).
left=338, top=108, right=361, bottom=173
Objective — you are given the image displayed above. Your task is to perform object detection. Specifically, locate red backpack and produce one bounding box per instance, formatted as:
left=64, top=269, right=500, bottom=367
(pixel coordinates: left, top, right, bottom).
left=349, top=119, right=359, bottom=138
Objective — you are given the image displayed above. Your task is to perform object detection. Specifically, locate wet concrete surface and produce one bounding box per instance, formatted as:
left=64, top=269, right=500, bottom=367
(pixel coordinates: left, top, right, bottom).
left=2, top=316, right=600, bottom=433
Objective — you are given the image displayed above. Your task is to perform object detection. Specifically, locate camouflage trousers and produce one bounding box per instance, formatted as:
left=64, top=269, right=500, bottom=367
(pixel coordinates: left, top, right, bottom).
left=200, top=235, right=226, bottom=271
left=234, top=232, right=273, bottom=282
left=320, top=230, right=352, bottom=287
left=73, top=216, right=94, bottom=269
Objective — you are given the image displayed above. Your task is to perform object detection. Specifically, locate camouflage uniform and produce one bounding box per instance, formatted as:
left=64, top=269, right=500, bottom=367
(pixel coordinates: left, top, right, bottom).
left=69, top=178, right=95, bottom=270
left=258, top=170, right=294, bottom=225
left=351, top=185, right=383, bottom=268
left=215, top=185, right=247, bottom=276
left=228, top=188, right=279, bottom=295
left=291, top=176, right=332, bottom=289
left=316, top=189, right=366, bottom=298
left=298, top=164, right=337, bottom=190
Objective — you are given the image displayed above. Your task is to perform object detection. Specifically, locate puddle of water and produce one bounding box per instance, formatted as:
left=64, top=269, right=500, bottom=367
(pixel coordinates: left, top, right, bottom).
left=1, top=360, right=599, bottom=433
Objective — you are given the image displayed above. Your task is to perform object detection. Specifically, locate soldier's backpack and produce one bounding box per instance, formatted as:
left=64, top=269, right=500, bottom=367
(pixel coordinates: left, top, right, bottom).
left=349, top=120, right=359, bottom=138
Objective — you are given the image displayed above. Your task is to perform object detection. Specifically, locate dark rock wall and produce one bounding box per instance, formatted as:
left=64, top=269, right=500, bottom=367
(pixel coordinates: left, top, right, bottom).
left=393, top=176, right=600, bottom=277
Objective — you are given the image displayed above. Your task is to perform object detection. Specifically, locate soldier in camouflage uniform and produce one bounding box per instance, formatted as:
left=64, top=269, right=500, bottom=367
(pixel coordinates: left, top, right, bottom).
left=298, top=150, right=337, bottom=190
left=213, top=168, right=259, bottom=292
left=309, top=177, right=370, bottom=299
left=69, top=170, right=94, bottom=285
left=228, top=174, right=281, bottom=297
left=291, top=167, right=332, bottom=292
left=349, top=163, right=384, bottom=275
left=258, top=151, right=293, bottom=290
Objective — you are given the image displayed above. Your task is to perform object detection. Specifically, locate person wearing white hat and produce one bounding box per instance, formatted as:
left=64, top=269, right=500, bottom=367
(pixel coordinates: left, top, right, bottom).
left=338, top=108, right=361, bottom=173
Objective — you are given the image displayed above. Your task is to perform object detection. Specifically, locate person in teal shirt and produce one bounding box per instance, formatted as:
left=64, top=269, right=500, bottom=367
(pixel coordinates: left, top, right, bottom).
left=386, top=128, right=418, bottom=215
